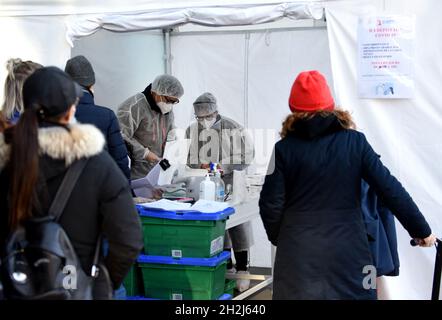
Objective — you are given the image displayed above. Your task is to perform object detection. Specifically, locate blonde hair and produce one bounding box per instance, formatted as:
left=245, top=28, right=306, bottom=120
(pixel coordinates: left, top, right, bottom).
left=1, top=58, right=42, bottom=120
left=280, top=109, right=356, bottom=138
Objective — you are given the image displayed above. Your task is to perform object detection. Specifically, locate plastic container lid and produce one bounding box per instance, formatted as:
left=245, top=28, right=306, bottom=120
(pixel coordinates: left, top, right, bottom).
left=126, top=296, right=157, bottom=300
left=138, top=251, right=231, bottom=267
left=137, top=205, right=235, bottom=221
left=126, top=294, right=232, bottom=300
left=218, top=293, right=232, bottom=300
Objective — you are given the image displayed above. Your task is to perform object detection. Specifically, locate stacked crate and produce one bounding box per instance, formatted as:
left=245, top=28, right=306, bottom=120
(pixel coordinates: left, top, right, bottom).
left=124, top=205, right=235, bottom=300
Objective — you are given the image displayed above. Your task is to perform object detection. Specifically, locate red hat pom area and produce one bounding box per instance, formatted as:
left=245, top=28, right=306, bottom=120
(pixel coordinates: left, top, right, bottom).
left=288, top=70, right=335, bottom=113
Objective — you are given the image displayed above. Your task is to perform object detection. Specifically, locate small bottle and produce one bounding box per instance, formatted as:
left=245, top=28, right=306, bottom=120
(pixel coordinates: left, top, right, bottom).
left=214, top=171, right=225, bottom=202
left=199, top=174, right=215, bottom=201
left=210, top=162, right=222, bottom=175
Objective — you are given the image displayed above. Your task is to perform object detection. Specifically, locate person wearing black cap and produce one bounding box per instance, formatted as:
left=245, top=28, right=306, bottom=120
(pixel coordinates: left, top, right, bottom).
left=65, top=55, right=131, bottom=180
left=0, top=66, right=143, bottom=299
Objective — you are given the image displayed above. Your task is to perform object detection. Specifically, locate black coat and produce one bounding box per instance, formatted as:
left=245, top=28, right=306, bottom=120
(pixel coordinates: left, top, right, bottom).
left=76, top=90, right=131, bottom=180
left=259, top=115, right=431, bottom=300
left=0, top=124, right=143, bottom=293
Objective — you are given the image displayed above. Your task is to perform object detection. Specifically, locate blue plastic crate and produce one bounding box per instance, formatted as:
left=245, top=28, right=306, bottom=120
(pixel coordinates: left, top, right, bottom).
left=137, top=205, right=235, bottom=221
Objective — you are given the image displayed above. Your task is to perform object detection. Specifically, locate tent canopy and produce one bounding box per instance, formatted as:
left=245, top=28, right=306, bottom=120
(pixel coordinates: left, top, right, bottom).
left=0, top=0, right=325, bottom=16
left=64, top=2, right=324, bottom=46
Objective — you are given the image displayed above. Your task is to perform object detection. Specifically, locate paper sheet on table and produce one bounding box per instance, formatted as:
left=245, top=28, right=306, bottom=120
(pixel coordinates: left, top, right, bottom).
left=131, top=139, right=190, bottom=192
left=132, top=187, right=154, bottom=199
left=131, top=176, right=155, bottom=198
left=138, top=199, right=192, bottom=211
left=189, top=199, right=230, bottom=213
left=157, top=138, right=191, bottom=186
left=138, top=199, right=230, bottom=213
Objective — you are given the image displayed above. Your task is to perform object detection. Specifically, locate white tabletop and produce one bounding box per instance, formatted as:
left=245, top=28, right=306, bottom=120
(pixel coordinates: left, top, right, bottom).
left=226, top=197, right=260, bottom=229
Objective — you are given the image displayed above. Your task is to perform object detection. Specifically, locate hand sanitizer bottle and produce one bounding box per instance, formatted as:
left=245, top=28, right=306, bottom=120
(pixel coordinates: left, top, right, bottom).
left=199, top=174, right=215, bottom=201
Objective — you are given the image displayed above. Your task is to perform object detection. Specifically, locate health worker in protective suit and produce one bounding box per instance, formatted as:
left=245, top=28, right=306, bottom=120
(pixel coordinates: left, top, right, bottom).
left=185, top=92, right=255, bottom=292
left=118, top=75, right=184, bottom=179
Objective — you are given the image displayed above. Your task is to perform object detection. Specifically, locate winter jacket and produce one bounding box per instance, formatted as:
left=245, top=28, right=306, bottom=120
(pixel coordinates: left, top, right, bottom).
left=259, top=114, right=431, bottom=300
left=0, top=124, right=144, bottom=294
left=117, top=85, right=176, bottom=179
left=75, top=90, right=130, bottom=180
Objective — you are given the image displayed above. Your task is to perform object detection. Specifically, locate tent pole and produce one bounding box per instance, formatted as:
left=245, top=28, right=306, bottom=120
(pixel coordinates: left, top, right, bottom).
left=243, top=32, right=250, bottom=128
left=164, top=29, right=172, bottom=74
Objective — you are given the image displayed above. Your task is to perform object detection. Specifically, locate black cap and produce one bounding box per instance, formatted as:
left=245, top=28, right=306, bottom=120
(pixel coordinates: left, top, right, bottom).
left=23, top=66, right=83, bottom=118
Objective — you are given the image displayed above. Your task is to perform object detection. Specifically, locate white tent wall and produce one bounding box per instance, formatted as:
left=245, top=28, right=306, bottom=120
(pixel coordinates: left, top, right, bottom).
left=326, top=0, right=442, bottom=299
left=0, top=16, right=71, bottom=109
left=171, top=25, right=333, bottom=268
left=0, top=0, right=441, bottom=299
left=71, top=30, right=165, bottom=111
left=170, top=32, right=247, bottom=130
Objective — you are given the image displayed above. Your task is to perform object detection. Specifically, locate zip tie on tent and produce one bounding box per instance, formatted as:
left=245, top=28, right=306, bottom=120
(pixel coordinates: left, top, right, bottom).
left=265, top=30, right=271, bottom=46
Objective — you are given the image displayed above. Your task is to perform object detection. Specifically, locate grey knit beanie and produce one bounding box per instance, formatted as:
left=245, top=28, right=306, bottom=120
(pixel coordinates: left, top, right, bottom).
left=64, top=55, right=95, bottom=87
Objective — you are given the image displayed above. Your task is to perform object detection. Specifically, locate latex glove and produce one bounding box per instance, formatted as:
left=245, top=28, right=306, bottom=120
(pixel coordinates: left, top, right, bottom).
left=152, top=188, right=164, bottom=200
left=414, top=234, right=437, bottom=247
left=145, top=151, right=160, bottom=162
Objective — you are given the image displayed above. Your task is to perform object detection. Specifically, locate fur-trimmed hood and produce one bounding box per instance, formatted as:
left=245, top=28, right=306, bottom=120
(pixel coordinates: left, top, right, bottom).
left=0, top=123, right=105, bottom=170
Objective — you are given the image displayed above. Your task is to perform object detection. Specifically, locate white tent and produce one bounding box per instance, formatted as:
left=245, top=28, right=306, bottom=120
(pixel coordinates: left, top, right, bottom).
left=1, top=0, right=441, bottom=300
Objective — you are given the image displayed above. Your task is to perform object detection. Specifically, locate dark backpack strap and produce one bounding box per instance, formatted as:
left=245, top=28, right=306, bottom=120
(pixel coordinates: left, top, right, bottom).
left=48, top=158, right=88, bottom=222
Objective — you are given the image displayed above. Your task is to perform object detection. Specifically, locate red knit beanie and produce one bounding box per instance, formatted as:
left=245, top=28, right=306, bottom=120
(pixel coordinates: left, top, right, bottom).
left=288, top=70, right=335, bottom=113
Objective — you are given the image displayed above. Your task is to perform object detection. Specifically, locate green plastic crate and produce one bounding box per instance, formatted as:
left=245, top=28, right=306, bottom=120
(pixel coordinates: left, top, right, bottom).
left=138, top=252, right=229, bottom=300
left=224, top=278, right=236, bottom=297
left=140, top=215, right=227, bottom=258
left=123, top=264, right=144, bottom=297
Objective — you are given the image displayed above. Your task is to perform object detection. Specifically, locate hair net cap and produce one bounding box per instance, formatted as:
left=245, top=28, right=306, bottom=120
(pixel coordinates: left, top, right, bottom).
left=151, top=74, right=184, bottom=98
left=193, top=92, right=218, bottom=116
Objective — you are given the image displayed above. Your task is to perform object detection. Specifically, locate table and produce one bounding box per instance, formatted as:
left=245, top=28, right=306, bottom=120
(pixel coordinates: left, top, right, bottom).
left=225, top=197, right=274, bottom=300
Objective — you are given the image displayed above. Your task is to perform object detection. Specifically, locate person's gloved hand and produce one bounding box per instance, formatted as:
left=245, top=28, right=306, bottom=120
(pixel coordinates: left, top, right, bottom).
left=152, top=188, right=164, bottom=200
left=414, top=234, right=437, bottom=247
left=145, top=151, right=160, bottom=162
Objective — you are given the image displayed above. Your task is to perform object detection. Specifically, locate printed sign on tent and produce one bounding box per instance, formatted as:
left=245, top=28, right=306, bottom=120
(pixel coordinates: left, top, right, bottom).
left=357, top=15, right=415, bottom=99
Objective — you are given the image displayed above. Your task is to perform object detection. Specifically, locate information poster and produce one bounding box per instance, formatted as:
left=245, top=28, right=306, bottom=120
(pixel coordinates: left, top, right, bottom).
left=358, top=15, right=415, bottom=98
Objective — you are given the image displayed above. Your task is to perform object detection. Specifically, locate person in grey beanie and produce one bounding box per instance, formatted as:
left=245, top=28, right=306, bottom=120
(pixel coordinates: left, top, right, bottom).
left=65, top=55, right=130, bottom=180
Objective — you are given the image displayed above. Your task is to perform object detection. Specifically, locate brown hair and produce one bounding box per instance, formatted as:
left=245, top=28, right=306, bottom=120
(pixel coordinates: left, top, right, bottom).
left=280, top=109, right=356, bottom=139
left=8, top=107, right=40, bottom=228
left=8, top=104, right=69, bottom=229
left=0, top=112, right=7, bottom=132
left=1, top=58, right=42, bottom=120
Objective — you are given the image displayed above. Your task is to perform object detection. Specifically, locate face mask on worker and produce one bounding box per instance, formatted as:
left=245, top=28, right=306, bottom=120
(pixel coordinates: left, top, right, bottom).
left=200, top=117, right=216, bottom=129
left=157, top=101, right=173, bottom=114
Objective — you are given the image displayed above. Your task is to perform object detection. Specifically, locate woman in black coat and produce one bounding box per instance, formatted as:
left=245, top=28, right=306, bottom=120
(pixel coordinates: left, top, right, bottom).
left=0, top=67, right=143, bottom=299
left=259, top=70, right=436, bottom=300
